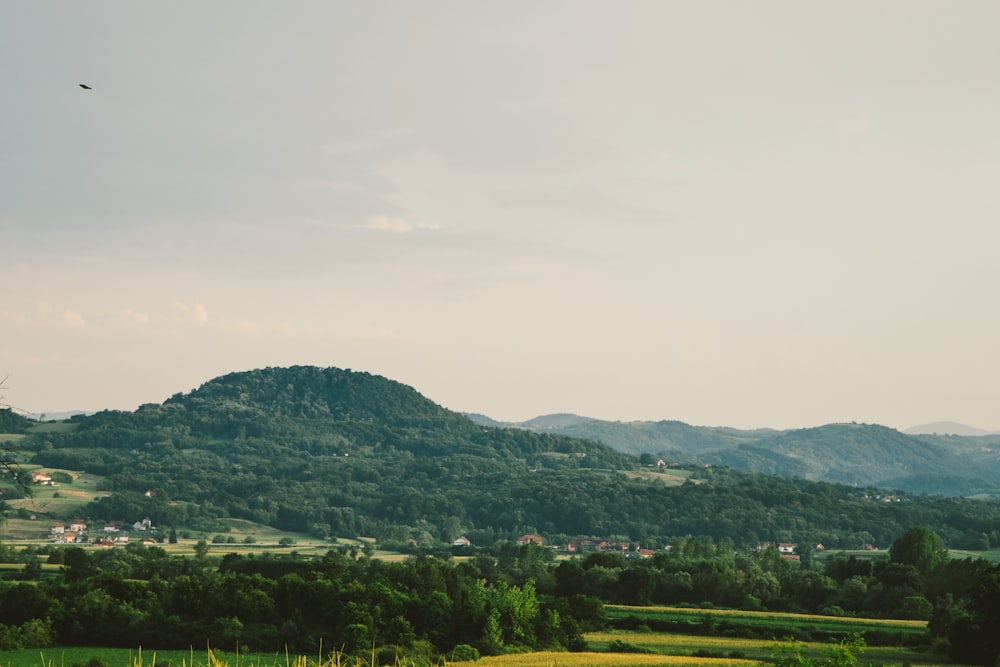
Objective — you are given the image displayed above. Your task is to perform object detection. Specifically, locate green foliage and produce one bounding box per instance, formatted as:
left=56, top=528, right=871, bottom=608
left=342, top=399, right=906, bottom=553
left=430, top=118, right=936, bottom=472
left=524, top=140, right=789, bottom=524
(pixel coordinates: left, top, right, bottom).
left=536, top=418, right=1000, bottom=498
left=606, top=639, right=657, bottom=653
left=0, top=618, right=55, bottom=650
left=0, top=407, right=33, bottom=434
left=449, top=643, right=480, bottom=661
left=771, top=633, right=870, bottom=667
left=15, top=366, right=1000, bottom=554
left=889, top=528, right=948, bottom=575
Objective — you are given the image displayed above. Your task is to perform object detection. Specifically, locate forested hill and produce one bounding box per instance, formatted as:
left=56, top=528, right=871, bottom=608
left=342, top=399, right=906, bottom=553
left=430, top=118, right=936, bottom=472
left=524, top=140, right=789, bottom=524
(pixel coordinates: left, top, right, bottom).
left=0, top=407, right=32, bottom=434
left=473, top=414, right=1000, bottom=497
left=166, top=366, right=475, bottom=430
left=11, top=366, right=1000, bottom=550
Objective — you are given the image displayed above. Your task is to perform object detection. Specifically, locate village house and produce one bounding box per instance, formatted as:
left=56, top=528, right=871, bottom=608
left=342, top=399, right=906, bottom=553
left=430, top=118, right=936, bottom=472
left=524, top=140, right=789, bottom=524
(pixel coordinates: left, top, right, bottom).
left=516, top=533, right=544, bottom=547
left=31, top=471, right=52, bottom=485
left=452, top=536, right=472, bottom=547
left=70, top=519, right=87, bottom=532
left=132, top=518, right=153, bottom=531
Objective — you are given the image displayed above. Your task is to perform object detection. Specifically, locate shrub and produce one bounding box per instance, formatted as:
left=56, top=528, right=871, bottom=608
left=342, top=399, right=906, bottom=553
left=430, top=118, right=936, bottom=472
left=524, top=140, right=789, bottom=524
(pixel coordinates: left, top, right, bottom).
left=607, top=639, right=656, bottom=654
left=449, top=644, right=480, bottom=662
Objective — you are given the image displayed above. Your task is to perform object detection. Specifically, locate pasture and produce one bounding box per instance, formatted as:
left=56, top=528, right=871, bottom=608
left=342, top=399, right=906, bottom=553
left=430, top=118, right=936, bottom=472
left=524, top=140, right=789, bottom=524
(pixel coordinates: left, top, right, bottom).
left=604, top=605, right=927, bottom=644
left=594, top=606, right=938, bottom=666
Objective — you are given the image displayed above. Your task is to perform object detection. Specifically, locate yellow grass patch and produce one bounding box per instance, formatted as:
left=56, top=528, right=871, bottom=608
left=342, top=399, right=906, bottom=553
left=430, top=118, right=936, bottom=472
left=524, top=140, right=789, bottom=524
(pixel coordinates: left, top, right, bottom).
left=452, top=652, right=760, bottom=667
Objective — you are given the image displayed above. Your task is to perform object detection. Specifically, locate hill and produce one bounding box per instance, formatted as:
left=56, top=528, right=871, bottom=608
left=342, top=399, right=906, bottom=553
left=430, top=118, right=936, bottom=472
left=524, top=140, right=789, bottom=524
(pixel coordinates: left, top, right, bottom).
left=0, top=407, right=34, bottom=435
left=500, top=415, right=1000, bottom=497
left=905, top=421, right=1000, bottom=436
left=7, top=366, right=1000, bottom=551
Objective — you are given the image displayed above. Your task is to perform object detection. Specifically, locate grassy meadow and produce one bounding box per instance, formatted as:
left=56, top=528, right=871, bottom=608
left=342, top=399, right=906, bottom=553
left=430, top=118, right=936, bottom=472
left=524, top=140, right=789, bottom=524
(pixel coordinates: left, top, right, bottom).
left=605, top=605, right=927, bottom=638
left=0, top=606, right=952, bottom=667
left=0, top=647, right=316, bottom=667
left=454, top=653, right=759, bottom=667
left=0, top=649, right=763, bottom=667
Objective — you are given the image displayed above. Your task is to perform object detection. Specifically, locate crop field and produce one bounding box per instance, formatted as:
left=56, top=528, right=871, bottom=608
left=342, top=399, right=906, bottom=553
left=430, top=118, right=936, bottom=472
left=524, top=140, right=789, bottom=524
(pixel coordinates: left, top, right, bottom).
left=454, top=652, right=760, bottom=667
left=946, top=548, right=1000, bottom=562
left=582, top=631, right=933, bottom=666
left=605, top=605, right=927, bottom=644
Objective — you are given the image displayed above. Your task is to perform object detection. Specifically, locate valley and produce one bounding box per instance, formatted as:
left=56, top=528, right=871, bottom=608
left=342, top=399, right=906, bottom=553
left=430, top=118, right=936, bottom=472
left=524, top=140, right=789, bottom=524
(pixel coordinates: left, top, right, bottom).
left=1, top=366, right=999, bottom=666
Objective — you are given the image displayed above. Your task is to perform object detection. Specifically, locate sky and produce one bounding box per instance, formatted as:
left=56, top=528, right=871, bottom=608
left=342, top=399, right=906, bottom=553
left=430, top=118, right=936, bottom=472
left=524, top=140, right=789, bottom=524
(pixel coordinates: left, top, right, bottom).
left=3, top=2, right=1000, bottom=431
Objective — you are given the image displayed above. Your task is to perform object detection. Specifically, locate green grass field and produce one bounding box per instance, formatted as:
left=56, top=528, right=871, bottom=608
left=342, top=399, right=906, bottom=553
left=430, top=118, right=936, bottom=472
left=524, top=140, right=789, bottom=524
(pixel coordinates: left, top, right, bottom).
left=0, top=608, right=958, bottom=667
left=0, top=647, right=321, bottom=667
left=621, top=469, right=692, bottom=485
left=605, top=605, right=926, bottom=640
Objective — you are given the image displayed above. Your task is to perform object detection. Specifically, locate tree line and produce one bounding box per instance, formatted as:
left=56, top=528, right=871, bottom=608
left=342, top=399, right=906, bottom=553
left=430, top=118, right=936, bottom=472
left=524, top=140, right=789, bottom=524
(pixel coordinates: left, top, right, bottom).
left=0, top=529, right=998, bottom=664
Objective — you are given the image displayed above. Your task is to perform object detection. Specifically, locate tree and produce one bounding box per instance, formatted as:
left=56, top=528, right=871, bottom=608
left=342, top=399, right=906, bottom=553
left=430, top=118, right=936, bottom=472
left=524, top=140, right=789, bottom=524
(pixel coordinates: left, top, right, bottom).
left=890, top=528, right=947, bottom=576
left=194, top=539, right=210, bottom=560
left=0, top=377, right=33, bottom=498
left=948, top=564, right=1000, bottom=665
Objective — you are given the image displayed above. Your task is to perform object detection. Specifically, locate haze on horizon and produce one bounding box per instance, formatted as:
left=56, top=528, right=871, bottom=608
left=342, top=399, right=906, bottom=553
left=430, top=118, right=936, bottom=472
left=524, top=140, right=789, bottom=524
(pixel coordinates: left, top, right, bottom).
left=3, top=2, right=1000, bottom=432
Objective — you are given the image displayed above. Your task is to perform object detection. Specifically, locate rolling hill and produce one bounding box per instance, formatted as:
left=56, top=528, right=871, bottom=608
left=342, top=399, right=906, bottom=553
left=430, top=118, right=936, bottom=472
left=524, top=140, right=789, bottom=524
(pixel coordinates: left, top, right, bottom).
left=5, top=366, right=1000, bottom=551
left=468, top=414, right=1000, bottom=497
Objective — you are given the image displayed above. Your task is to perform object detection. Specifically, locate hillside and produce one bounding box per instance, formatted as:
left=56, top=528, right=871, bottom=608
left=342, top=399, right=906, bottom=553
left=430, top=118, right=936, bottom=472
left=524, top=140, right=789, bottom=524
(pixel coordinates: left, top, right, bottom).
left=6, top=366, right=1000, bottom=551
left=905, top=421, right=1000, bottom=436
left=494, top=414, right=1000, bottom=497
left=0, top=407, right=33, bottom=435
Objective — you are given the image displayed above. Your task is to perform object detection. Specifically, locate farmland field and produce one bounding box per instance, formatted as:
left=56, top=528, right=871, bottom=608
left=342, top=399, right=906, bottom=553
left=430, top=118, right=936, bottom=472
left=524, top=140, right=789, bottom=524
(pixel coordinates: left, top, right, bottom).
left=604, top=605, right=927, bottom=644
left=0, top=647, right=300, bottom=667
left=454, top=652, right=760, bottom=667
left=582, top=631, right=933, bottom=666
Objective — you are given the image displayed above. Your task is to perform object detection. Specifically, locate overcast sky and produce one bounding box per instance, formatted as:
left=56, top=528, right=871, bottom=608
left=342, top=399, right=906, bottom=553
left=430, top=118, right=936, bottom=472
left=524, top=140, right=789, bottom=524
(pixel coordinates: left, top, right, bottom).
left=3, top=2, right=999, bottom=430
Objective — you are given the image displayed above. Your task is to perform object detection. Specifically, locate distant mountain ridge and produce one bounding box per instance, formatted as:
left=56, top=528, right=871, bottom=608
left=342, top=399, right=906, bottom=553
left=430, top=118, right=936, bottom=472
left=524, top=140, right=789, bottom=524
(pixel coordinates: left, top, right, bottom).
left=904, top=421, right=1000, bottom=436
left=466, top=413, right=1000, bottom=498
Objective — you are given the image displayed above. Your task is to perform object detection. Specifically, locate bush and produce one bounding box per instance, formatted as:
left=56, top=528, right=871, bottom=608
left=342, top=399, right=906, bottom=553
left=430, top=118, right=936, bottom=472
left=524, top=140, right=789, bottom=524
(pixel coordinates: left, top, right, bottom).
left=607, top=639, right=656, bottom=654
left=449, top=644, right=480, bottom=662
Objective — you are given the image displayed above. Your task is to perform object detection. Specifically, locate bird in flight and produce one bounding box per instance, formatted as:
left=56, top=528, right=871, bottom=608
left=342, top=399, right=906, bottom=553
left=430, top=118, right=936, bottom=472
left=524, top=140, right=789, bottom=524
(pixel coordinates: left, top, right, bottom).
left=79, top=83, right=92, bottom=90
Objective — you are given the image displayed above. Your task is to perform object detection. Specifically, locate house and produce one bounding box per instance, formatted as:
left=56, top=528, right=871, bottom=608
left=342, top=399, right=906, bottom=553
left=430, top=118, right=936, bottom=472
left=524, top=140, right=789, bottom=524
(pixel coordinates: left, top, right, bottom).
left=50, top=524, right=65, bottom=536
left=516, top=534, right=544, bottom=547
left=103, top=521, right=123, bottom=533
left=132, top=518, right=153, bottom=531
left=777, top=543, right=796, bottom=554
left=452, top=536, right=472, bottom=547
left=70, top=519, right=87, bottom=533
left=31, top=471, right=52, bottom=485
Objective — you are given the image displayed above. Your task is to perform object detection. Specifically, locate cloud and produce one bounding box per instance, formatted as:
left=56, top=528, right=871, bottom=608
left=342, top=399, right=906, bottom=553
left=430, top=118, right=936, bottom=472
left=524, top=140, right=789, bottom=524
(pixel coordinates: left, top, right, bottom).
left=227, top=320, right=260, bottom=336
left=362, top=215, right=442, bottom=234
left=63, top=309, right=86, bottom=328
left=171, top=302, right=209, bottom=326
left=1, top=311, right=28, bottom=326
left=121, top=309, right=152, bottom=326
